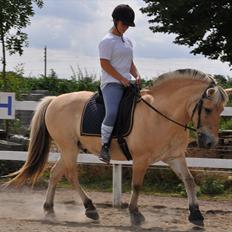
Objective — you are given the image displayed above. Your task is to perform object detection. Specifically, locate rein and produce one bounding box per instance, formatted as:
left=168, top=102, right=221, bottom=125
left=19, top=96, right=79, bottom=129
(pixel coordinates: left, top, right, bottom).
left=132, top=82, right=216, bottom=133
left=139, top=97, right=196, bottom=132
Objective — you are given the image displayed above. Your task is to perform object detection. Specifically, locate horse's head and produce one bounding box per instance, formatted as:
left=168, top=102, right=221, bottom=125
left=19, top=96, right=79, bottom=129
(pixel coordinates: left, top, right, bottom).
left=191, top=85, right=228, bottom=149
left=148, top=69, right=231, bottom=149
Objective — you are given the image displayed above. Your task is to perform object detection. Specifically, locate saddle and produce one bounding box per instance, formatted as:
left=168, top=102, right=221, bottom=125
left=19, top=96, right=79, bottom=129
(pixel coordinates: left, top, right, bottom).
left=80, top=84, right=140, bottom=160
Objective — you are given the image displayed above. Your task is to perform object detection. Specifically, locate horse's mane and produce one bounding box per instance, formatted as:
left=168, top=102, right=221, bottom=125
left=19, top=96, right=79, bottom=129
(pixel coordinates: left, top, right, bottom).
left=152, top=69, right=216, bottom=87
left=150, top=69, right=228, bottom=104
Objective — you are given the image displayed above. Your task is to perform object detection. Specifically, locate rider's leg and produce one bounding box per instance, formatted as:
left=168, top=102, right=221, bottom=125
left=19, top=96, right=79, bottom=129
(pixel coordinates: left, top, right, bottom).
left=99, top=83, right=124, bottom=163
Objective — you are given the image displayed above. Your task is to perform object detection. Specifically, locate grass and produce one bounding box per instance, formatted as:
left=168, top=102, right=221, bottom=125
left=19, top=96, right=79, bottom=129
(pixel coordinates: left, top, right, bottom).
left=55, top=178, right=232, bottom=201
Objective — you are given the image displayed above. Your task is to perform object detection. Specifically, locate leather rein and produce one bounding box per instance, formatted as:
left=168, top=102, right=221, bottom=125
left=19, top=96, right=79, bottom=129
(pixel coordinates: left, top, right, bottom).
left=134, top=82, right=216, bottom=133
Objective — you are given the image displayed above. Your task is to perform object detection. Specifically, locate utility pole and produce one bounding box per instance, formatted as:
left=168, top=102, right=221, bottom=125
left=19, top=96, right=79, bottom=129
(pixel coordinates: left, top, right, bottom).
left=44, top=46, right=47, bottom=77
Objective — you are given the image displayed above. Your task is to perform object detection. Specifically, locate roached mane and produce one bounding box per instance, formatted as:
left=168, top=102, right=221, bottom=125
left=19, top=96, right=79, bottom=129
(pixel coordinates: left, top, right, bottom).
left=150, top=69, right=228, bottom=104
left=152, top=69, right=216, bottom=87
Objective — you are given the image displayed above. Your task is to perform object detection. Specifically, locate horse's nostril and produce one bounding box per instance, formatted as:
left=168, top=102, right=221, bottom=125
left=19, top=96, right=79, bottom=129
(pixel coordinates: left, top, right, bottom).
left=197, top=132, right=214, bottom=149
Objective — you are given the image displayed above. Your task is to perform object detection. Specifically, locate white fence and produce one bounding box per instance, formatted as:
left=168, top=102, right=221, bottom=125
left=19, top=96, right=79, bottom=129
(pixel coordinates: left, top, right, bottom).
left=0, top=97, right=232, bottom=206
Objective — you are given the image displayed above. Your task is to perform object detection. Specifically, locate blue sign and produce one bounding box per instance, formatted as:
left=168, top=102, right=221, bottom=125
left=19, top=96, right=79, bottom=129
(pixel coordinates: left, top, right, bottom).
left=0, top=92, right=15, bottom=119
left=0, top=96, right=12, bottom=115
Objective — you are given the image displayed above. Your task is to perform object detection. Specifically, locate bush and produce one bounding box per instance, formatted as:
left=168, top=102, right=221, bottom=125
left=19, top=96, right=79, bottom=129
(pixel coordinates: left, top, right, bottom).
left=200, top=177, right=225, bottom=195
left=224, top=176, right=232, bottom=191
left=0, top=160, right=24, bottom=176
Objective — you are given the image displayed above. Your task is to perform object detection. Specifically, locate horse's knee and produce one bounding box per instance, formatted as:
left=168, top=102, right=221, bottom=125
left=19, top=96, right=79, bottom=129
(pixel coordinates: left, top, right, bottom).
left=64, top=166, right=78, bottom=183
left=49, top=170, right=60, bottom=184
left=184, top=176, right=197, bottom=191
left=185, top=175, right=195, bottom=184
left=66, top=173, right=75, bottom=183
left=49, top=160, right=64, bottom=183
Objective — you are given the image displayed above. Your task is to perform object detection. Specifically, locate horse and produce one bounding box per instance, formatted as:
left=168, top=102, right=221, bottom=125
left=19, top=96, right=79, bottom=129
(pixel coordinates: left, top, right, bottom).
left=6, top=69, right=230, bottom=226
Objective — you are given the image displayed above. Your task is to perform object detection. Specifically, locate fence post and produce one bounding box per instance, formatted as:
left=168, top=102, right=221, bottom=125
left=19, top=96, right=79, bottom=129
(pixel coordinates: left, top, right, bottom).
left=112, top=163, right=122, bottom=207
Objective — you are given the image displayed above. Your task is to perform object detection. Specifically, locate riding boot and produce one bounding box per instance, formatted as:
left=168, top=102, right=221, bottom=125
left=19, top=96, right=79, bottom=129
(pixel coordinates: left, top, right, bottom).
left=100, top=124, right=113, bottom=164
left=99, top=143, right=111, bottom=164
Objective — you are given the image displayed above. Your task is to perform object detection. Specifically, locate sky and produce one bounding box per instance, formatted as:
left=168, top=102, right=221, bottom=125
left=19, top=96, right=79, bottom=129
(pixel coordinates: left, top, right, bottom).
left=2, top=0, right=232, bottom=79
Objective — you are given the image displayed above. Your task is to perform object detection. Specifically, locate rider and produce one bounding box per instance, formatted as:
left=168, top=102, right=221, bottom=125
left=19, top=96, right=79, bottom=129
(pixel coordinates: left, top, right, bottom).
left=98, top=4, right=141, bottom=163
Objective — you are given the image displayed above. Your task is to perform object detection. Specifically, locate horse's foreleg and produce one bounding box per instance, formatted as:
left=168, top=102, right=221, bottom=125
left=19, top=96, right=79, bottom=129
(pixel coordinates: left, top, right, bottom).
left=61, top=145, right=99, bottom=221
left=44, top=158, right=65, bottom=215
left=70, top=175, right=99, bottom=220
left=129, top=159, right=149, bottom=225
left=168, top=157, right=204, bottom=226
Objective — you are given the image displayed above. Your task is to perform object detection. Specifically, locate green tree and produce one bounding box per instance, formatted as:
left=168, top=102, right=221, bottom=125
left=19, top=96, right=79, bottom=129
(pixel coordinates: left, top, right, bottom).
left=0, top=0, right=43, bottom=91
left=141, top=0, right=232, bottom=67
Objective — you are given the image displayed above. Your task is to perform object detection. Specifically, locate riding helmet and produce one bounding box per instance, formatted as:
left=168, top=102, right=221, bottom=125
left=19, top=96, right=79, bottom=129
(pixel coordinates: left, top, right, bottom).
left=112, top=4, right=135, bottom=27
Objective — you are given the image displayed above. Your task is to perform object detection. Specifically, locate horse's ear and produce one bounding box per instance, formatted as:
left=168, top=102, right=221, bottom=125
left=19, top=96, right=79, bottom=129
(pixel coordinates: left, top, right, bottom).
left=225, top=88, right=232, bottom=95
left=206, top=88, right=216, bottom=98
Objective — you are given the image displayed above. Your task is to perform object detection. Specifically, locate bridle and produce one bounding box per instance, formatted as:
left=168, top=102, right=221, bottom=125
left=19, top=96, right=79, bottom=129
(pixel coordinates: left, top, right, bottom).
left=133, top=82, right=216, bottom=133
left=190, top=82, right=216, bottom=131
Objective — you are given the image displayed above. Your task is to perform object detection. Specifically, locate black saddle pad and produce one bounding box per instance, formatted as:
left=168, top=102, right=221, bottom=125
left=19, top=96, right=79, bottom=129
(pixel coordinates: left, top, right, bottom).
left=80, top=85, right=139, bottom=138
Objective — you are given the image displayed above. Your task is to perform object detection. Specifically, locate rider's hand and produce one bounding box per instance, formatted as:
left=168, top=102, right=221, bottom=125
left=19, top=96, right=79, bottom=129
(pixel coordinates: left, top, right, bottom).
left=120, top=77, right=130, bottom=87
left=136, top=75, right=141, bottom=88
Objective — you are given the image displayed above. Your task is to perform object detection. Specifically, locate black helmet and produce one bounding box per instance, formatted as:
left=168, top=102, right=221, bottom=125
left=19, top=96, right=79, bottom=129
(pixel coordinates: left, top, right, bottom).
left=112, top=4, right=135, bottom=27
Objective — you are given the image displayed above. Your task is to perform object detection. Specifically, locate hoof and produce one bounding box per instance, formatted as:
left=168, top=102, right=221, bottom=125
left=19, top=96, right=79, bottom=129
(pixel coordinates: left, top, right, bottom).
left=130, top=210, right=145, bottom=225
left=84, top=199, right=99, bottom=220
left=85, top=209, right=99, bottom=220
left=44, top=211, right=56, bottom=221
left=189, top=219, right=204, bottom=227
left=189, top=205, right=204, bottom=227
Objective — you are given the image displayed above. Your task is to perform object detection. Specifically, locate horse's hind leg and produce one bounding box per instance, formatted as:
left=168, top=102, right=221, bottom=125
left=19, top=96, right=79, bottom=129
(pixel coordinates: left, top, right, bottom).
left=60, top=143, right=99, bottom=220
left=44, top=158, right=65, bottom=215
left=167, top=156, right=204, bottom=226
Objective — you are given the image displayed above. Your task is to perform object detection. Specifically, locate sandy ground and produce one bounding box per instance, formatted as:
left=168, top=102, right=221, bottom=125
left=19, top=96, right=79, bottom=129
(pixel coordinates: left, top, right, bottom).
left=0, top=188, right=231, bottom=232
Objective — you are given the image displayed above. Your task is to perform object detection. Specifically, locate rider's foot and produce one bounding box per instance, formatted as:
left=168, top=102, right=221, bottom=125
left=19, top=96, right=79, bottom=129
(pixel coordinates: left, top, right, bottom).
left=99, top=143, right=111, bottom=164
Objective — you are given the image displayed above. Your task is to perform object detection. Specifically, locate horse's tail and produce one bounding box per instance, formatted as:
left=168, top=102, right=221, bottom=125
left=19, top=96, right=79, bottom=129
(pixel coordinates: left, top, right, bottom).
left=5, top=96, right=55, bottom=187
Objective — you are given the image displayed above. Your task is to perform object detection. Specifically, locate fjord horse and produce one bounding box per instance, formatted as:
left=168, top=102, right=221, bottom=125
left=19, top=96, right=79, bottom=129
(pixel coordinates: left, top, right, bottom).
left=6, top=69, right=230, bottom=226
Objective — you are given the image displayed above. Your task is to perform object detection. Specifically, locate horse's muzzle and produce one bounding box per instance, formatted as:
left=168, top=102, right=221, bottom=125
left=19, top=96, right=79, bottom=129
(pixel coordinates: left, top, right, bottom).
left=197, top=132, right=217, bottom=149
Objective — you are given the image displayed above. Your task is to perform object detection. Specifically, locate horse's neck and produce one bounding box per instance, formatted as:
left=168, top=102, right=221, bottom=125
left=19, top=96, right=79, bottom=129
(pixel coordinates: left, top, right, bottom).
left=147, top=81, right=209, bottom=124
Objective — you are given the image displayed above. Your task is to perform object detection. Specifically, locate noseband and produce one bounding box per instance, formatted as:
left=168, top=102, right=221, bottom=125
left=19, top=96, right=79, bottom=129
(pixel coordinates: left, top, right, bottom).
left=137, top=82, right=216, bottom=133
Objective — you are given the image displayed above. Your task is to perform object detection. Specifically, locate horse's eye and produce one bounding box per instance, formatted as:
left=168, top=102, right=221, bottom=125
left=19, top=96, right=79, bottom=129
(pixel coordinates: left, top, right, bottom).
left=204, top=108, right=212, bottom=114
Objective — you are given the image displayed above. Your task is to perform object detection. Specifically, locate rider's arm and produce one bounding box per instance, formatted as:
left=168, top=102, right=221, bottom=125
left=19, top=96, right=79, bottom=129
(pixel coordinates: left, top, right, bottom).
left=130, top=61, right=141, bottom=86
left=100, top=59, right=130, bottom=87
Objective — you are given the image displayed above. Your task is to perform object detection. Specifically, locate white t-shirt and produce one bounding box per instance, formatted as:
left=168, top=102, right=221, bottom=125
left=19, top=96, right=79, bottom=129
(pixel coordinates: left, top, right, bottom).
left=99, top=32, right=133, bottom=89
